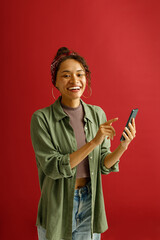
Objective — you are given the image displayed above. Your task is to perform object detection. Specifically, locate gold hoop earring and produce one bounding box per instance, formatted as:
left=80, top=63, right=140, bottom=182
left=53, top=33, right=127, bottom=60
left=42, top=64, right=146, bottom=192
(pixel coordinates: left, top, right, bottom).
left=82, top=85, right=92, bottom=98
left=52, top=86, right=56, bottom=100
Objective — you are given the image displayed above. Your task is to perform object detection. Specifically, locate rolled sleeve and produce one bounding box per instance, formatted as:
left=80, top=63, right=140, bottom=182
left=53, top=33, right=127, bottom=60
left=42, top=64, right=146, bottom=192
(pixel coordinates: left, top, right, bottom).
left=101, top=155, right=120, bottom=174
left=59, top=153, right=76, bottom=178
left=30, top=112, right=76, bottom=180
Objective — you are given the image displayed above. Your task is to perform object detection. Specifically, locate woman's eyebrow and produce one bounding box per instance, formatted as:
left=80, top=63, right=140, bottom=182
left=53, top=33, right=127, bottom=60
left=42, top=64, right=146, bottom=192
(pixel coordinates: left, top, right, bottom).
left=61, top=69, right=85, bottom=73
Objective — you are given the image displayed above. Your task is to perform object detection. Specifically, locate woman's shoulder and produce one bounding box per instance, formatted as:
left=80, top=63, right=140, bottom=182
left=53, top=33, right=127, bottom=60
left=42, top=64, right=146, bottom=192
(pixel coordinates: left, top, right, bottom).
left=31, top=98, right=64, bottom=123
left=84, top=102, right=105, bottom=115
left=30, top=103, right=56, bottom=126
left=82, top=101, right=107, bottom=125
left=31, top=105, right=52, bottom=117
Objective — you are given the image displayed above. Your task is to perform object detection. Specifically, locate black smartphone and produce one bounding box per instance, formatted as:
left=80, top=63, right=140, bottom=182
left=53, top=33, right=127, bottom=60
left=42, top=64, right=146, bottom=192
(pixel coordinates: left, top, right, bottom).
left=120, top=108, right=139, bottom=141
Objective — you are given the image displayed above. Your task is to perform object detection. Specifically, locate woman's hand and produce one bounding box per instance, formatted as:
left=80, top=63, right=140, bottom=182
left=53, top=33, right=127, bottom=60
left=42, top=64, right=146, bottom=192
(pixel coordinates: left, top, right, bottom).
left=92, top=118, right=118, bottom=146
left=120, top=118, right=136, bottom=150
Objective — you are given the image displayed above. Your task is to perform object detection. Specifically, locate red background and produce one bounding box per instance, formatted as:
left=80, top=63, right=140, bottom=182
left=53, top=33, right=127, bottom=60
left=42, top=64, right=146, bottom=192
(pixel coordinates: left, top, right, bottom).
left=1, top=0, right=160, bottom=239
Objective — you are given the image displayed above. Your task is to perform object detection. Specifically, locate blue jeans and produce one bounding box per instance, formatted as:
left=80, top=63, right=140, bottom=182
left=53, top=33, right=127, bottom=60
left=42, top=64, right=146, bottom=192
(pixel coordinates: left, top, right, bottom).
left=37, top=181, right=101, bottom=240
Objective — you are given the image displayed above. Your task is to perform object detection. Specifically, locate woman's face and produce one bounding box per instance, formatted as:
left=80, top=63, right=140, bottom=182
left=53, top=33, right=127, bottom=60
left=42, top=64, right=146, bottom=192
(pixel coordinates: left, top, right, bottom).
left=56, top=59, right=86, bottom=106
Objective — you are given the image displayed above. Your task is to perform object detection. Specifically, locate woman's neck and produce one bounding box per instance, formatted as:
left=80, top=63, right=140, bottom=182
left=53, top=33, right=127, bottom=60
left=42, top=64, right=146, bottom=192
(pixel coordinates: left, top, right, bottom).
left=60, top=96, right=80, bottom=108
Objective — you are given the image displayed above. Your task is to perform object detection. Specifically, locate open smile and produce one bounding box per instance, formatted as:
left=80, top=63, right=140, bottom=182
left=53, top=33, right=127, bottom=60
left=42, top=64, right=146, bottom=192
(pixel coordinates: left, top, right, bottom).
left=67, top=86, right=81, bottom=92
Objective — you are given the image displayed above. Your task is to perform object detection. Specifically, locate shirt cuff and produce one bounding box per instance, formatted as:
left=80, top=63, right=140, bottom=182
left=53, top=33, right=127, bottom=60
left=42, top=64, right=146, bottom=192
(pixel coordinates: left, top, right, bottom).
left=59, top=153, right=76, bottom=178
left=101, top=154, right=120, bottom=175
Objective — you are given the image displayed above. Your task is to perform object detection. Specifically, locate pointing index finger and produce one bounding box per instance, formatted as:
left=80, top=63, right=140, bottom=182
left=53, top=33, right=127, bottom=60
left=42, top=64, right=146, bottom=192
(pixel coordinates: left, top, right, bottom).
left=106, top=118, right=118, bottom=125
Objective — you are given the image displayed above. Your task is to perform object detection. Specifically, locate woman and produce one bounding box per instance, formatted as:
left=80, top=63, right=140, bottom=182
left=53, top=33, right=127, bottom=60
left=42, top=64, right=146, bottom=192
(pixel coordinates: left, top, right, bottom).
left=30, top=47, right=136, bottom=240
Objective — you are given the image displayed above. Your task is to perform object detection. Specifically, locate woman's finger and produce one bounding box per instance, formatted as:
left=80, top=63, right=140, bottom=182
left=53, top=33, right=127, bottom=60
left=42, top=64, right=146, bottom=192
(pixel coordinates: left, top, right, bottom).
left=107, top=132, right=115, bottom=140
left=125, top=127, right=133, bottom=140
left=132, top=118, right=136, bottom=132
left=102, top=129, right=115, bottom=140
left=101, top=125, right=116, bottom=135
left=128, top=123, right=136, bottom=136
left=128, top=123, right=136, bottom=137
left=105, top=118, right=118, bottom=126
left=122, top=131, right=130, bottom=141
left=101, top=128, right=115, bottom=140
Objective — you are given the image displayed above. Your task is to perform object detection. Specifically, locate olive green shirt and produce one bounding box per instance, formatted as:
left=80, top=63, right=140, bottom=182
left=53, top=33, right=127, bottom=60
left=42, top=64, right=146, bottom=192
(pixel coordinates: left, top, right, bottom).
left=30, top=96, right=119, bottom=240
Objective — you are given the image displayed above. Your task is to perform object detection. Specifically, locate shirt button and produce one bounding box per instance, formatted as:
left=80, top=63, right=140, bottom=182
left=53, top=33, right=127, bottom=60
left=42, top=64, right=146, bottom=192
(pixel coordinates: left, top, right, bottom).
left=90, top=156, right=92, bottom=159
left=85, top=127, right=87, bottom=130
left=91, top=172, right=94, bottom=175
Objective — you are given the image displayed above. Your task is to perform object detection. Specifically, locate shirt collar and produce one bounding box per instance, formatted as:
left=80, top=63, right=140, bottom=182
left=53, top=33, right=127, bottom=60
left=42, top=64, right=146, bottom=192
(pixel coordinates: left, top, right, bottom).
left=52, top=96, right=93, bottom=123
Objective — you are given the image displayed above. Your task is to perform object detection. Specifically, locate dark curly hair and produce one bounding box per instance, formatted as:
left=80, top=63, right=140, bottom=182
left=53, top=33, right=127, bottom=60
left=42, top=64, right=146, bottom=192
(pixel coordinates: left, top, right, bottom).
left=51, top=47, right=91, bottom=87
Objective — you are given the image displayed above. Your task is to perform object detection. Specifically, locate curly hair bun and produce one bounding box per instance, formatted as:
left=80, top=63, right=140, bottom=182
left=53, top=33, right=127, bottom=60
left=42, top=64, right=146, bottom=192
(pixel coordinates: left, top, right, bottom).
left=56, top=47, right=70, bottom=58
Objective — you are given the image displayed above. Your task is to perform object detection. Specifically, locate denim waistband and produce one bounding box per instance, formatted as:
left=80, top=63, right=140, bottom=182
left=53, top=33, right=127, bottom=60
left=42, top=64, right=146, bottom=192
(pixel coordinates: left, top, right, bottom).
left=74, top=180, right=91, bottom=196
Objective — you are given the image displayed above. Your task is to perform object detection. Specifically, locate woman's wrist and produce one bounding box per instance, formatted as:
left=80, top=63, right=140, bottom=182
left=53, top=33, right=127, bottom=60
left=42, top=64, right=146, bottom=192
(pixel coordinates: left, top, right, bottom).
left=119, top=141, right=128, bottom=152
left=90, top=138, right=99, bottom=148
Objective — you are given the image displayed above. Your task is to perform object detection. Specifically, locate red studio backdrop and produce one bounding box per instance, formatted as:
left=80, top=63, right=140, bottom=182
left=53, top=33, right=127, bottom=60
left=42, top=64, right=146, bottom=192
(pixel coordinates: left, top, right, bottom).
left=1, top=0, right=160, bottom=239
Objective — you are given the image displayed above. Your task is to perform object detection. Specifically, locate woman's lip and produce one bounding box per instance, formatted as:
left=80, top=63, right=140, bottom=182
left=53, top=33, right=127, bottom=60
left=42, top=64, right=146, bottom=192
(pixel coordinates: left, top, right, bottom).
left=67, top=89, right=80, bottom=92
left=67, top=86, right=81, bottom=89
left=67, top=87, right=81, bottom=90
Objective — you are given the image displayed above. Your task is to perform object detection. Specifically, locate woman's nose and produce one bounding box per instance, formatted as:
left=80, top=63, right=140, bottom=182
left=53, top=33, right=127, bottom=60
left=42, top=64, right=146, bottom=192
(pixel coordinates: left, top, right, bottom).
left=70, top=74, right=79, bottom=83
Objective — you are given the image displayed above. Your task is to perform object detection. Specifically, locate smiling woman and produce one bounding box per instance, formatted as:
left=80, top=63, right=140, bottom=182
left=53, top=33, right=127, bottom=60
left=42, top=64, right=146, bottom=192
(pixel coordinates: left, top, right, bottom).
left=55, top=59, right=87, bottom=107
left=51, top=47, right=91, bottom=88
left=30, top=47, right=136, bottom=240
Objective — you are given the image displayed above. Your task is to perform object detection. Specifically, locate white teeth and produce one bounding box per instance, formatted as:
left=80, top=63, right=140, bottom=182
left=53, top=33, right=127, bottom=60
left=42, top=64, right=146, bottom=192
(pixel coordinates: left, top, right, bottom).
left=68, top=87, right=80, bottom=90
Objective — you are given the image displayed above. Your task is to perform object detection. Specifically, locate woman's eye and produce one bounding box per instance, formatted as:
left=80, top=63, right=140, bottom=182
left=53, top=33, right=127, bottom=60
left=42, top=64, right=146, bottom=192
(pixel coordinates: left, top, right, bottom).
left=63, top=74, right=70, bottom=78
left=62, top=73, right=85, bottom=78
left=77, top=74, right=84, bottom=77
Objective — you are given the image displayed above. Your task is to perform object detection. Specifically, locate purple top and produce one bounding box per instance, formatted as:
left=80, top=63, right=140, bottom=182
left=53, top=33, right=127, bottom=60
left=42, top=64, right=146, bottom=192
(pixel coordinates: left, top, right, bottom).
left=61, top=101, right=90, bottom=178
